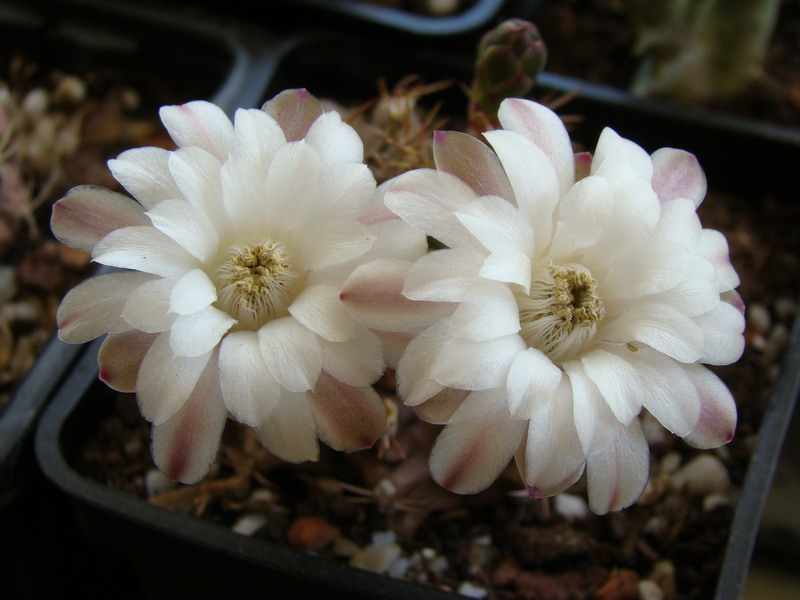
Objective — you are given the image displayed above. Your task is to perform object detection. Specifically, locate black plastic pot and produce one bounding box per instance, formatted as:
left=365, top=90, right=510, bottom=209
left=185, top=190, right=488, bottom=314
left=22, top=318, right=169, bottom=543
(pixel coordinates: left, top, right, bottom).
left=35, top=34, right=800, bottom=600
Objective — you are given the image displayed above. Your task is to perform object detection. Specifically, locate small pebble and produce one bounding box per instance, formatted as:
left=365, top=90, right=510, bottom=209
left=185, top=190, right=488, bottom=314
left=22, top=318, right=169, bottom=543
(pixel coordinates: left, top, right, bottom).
left=649, top=560, right=676, bottom=599
left=231, top=513, right=267, bottom=536
left=287, top=516, right=340, bottom=551
left=144, top=469, right=177, bottom=497
left=21, top=88, right=47, bottom=115
left=457, top=582, right=488, bottom=598
left=672, top=454, right=730, bottom=495
left=350, top=537, right=403, bottom=574
left=703, top=492, right=731, bottom=512
left=747, top=303, right=771, bottom=333
left=774, top=297, right=796, bottom=321
left=331, top=536, right=361, bottom=558
left=554, top=493, right=589, bottom=520
left=763, top=323, right=789, bottom=362
left=637, top=579, right=664, bottom=600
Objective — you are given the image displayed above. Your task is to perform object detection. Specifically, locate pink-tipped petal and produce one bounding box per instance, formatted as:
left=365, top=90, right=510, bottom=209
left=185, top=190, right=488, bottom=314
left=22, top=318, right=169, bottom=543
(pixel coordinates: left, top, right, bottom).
left=497, top=98, right=576, bottom=196
left=574, top=151, right=593, bottom=181
left=340, top=258, right=456, bottom=333
left=433, top=130, right=515, bottom=201
left=262, top=88, right=323, bottom=142
left=151, top=352, right=227, bottom=484
left=159, top=101, right=233, bottom=161
left=258, top=316, right=322, bottom=392
left=586, top=419, right=649, bottom=514
left=309, top=371, right=388, bottom=452
left=414, top=388, right=471, bottom=424
left=255, top=389, right=320, bottom=463
left=697, top=228, right=740, bottom=292
left=108, top=147, right=183, bottom=210
left=57, top=271, right=156, bottom=343
left=136, top=332, right=213, bottom=425
left=98, top=330, right=159, bottom=392
left=92, top=225, right=200, bottom=277
left=51, top=185, right=149, bottom=253
left=429, top=389, right=526, bottom=494
left=682, top=364, right=737, bottom=449
left=650, top=148, right=707, bottom=206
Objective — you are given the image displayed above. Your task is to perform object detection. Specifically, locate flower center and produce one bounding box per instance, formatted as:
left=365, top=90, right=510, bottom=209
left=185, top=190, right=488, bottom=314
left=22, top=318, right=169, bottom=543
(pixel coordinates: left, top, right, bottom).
left=214, top=240, right=301, bottom=329
left=515, top=263, right=605, bottom=363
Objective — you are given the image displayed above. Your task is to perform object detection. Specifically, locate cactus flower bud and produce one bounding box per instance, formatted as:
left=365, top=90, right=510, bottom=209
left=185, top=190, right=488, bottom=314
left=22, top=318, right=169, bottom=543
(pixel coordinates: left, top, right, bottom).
left=468, top=19, right=547, bottom=134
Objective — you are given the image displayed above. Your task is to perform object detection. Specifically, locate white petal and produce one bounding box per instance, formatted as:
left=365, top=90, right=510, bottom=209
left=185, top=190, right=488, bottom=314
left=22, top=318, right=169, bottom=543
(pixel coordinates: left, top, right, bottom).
left=262, top=88, right=323, bottom=142
left=506, top=347, right=563, bottom=419
left=694, top=301, right=745, bottom=365
left=549, top=176, right=613, bottom=259
left=98, top=330, right=159, bottom=393
left=697, top=228, right=740, bottom=292
left=305, top=110, right=363, bottom=164
left=403, top=248, right=484, bottom=302
left=146, top=198, right=220, bottom=263
left=168, top=147, right=228, bottom=227
left=414, top=388, right=470, bottom=424
left=586, top=419, right=649, bottom=514
left=454, top=195, right=533, bottom=259
left=448, top=279, right=520, bottom=342
left=385, top=169, right=482, bottom=251
left=478, top=249, right=533, bottom=290
left=601, top=303, right=705, bottom=363
left=563, top=360, right=624, bottom=454
left=433, top=130, right=515, bottom=200
left=298, top=221, right=375, bottom=271
left=151, top=352, right=227, bottom=484
left=169, top=306, right=235, bottom=357
left=650, top=148, right=706, bottom=206
left=340, top=258, right=456, bottom=333
left=289, top=284, right=358, bottom=342
left=254, top=389, right=320, bottom=462
left=51, top=185, right=149, bottom=253
left=682, top=364, right=737, bottom=449
left=322, top=162, right=376, bottom=221
left=360, top=202, right=428, bottom=263
left=601, top=240, right=693, bottom=300
left=580, top=348, right=642, bottom=425
left=92, top=225, right=199, bottom=276
left=231, top=107, right=286, bottom=165
left=57, top=271, right=155, bottom=343
left=497, top=98, right=575, bottom=197
left=137, top=332, right=213, bottom=425
left=517, top=378, right=586, bottom=495
left=319, top=330, right=384, bottom=387
left=429, top=389, right=526, bottom=494
left=592, top=128, right=653, bottom=182
left=218, top=330, right=281, bottom=426
left=262, top=140, right=323, bottom=226
left=309, top=371, right=387, bottom=452
left=159, top=101, right=233, bottom=160
left=483, top=129, right=560, bottom=248
left=621, top=347, right=700, bottom=437
left=108, top=147, right=183, bottom=209
left=121, top=276, right=177, bottom=333
left=259, top=317, right=322, bottom=392
left=169, top=268, right=217, bottom=315
left=396, top=320, right=450, bottom=406
left=431, top=334, right=525, bottom=391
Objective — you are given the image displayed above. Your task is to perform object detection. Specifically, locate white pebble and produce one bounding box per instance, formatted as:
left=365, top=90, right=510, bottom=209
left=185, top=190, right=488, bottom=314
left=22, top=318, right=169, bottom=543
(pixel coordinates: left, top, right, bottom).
left=672, top=455, right=730, bottom=495
left=371, top=530, right=397, bottom=546
left=350, top=542, right=403, bottom=574
left=774, top=297, right=796, bottom=321
left=144, top=469, right=177, bottom=497
left=457, top=582, right=488, bottom=598
left=22, top=88, right=47, bottom=115
left=703, top=493, right=731, bottom=512
left=554, top=493, right=589, bottom=520
left=231, top=513, right=267, bottom=536
left=387, top=556, right=410, bottom=579
left=638, top=579, right=664, bottom=600
left=747, top=303, right=771, bottom=333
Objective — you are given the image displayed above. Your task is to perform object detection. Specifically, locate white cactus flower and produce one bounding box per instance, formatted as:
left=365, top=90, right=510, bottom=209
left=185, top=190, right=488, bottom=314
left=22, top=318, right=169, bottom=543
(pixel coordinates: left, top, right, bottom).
left=342, top=98, right=744, bottom=513
left=52, top=89, right=427, bottom=484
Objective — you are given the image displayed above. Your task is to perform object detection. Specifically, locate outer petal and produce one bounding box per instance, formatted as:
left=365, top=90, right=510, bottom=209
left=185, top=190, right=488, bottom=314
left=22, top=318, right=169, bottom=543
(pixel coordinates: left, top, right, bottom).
left=650, top=148, right=706, bottom=206
left=136, top=332, right=213, bottom=425
left=254, top=389, right=320, bottom=462
left=259, top=316, right=322, bottom=392
left=497, top=98, right=576, bottom=197
left=151, top=350, right=227, bottom=484
left=682, top=364, right=737, bottom=448
left=51, top=186, right=149, bottom=253
left=429, top=389, right=526, bottom=494
left=169, top=306, right=236, bottom=357
left=98, top=330, right=159, bottom=393
left=697, top=228, right=740, bottom=292
left=694, top=301, right=746, bottom=365
left=159, top=101, right=233, bottom=161
left=414, top=388, right=471, bottom=425
left=308, top=371, right=387, bottom=452
left=108, top=147, right=183, bottom=210
left=218, top=330, right=281, bottom=426
left=262, top=88, right=323, bottom=142
left=506, top=347, right=563, bottom=419
left=92, top=225, right=200, bottom=276
left=586, top=419, right=649, bottom=514
left=57, top=271, right=156, bottom=343
left=121, top=276, right=177, bottom=333
left=433, top=130, right=515, bottom=201
left=340, top=258, right=456, bottom=333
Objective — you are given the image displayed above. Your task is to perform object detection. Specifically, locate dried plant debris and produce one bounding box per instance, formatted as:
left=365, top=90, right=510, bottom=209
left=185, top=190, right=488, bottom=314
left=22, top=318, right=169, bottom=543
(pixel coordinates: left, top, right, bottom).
left=0, top=56, right=161, bottom=411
